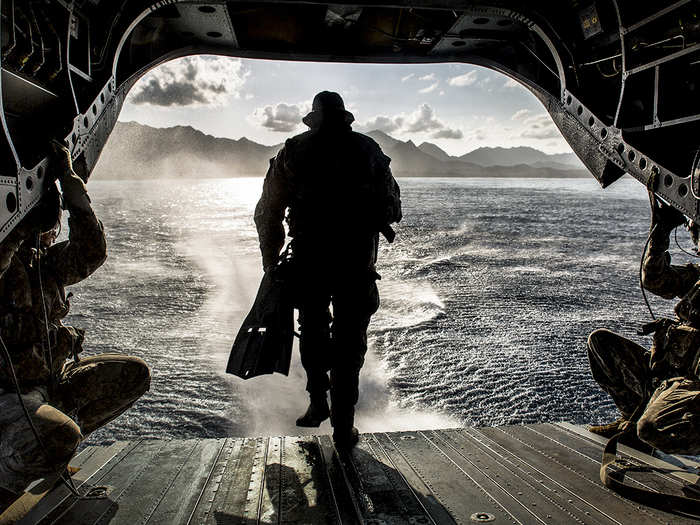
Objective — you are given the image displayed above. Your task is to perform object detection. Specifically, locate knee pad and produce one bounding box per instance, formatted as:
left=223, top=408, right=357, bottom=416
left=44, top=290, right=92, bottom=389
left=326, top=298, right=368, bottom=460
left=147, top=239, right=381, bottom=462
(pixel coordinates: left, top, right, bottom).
left=636, top=415, right=659, bottom=447
left=123, top=356, right=151, bottom=396
left=34, top=405, right=83, bottom=462
left=587, top=328, right=612, bottom=352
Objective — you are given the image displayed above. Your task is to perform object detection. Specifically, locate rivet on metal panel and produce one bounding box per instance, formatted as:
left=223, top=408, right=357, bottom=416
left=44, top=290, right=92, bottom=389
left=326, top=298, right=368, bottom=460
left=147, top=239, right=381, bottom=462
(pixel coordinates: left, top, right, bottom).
left=470, top=512, right=496, bottom=522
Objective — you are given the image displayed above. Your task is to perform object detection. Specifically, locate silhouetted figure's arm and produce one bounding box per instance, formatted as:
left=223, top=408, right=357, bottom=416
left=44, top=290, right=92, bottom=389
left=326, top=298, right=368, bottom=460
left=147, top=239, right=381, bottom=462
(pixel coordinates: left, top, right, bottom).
left=378, top=164, right=402, bottom=226
left=642, top=200, right=699, bottom=299
left=255, top=150, right=290, bottom=271
left=0, top=229, right=26, bottom=280
left=371, top=149, right=402, bottom=240
left=46, top=147, right=107, bottom=286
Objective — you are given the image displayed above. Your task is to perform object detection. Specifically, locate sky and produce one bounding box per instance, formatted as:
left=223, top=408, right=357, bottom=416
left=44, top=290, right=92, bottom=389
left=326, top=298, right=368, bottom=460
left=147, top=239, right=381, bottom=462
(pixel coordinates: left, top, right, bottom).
left=118, top=55, right=573, bottom=157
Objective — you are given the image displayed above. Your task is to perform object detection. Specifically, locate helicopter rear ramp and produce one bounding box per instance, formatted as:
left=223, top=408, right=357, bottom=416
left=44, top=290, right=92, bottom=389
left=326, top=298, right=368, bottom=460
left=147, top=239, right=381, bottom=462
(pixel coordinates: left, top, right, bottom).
left=13, top=422, right=700, bottom=524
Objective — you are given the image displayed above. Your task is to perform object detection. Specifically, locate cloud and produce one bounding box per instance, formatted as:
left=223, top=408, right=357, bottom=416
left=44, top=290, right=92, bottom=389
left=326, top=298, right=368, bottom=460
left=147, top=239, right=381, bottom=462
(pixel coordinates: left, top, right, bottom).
left=129, top=56, right=248, bottom=106
left=358, top=103, right=462, bottom=139
left=401, top=73, right=415, bottom=82
left=418, top=82, right=439, bottom=94
left=511, top=109, right=530, bottom=120
left=519, top=113, right=561, bottom=139
left=418, top=73, right=436, bottom=81
left=362, top=115, right=404, bottom=134
left=503, top=77, right=520, bottom=88
left=469, top=128, right=487, bottom=141
left=251, top=101, right=311, bottom=132
left=448, top=70, right=478, bottom=87
left=432, top=128, right=463, bottom=139
left=404, top=104, right=443, bottom=132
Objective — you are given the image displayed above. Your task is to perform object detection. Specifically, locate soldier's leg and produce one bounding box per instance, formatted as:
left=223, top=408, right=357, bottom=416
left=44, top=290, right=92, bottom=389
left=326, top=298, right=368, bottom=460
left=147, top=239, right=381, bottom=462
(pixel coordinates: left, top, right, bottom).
left=587, top=328, right=650, bottom=418
left=0, top=389, right=82, bottom=495
left=52, top=354, right=150, bottom=436
left=298, top=294, right=332, bottom=398
left=295, top=283, right=332, bottom=427
left=637, top=378, right=700, bottom=454
left=329, top=276, right=379, bottom=439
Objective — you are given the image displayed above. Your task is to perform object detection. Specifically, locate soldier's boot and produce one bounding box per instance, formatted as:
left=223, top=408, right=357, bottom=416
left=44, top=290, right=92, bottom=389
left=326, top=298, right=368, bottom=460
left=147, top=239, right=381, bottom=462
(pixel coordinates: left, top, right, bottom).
left=296, top=395, right=330, bottom=428
left=330, top=404, right=359, bottom=450
left=332, top=426, right=359, bottom=450
left=589, top=417, right=628, bottom=438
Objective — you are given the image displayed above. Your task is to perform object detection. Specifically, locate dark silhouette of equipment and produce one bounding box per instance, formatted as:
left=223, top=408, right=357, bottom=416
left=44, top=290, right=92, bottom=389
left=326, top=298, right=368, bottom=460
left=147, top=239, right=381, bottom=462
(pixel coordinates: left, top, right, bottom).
left=226, top=260, right=295, bottom=380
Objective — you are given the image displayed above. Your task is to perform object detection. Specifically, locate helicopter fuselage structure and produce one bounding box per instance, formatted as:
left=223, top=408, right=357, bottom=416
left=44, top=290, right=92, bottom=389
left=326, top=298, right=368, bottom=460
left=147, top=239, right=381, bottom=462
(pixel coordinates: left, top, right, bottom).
left=0, top=0, right=698, bottom=242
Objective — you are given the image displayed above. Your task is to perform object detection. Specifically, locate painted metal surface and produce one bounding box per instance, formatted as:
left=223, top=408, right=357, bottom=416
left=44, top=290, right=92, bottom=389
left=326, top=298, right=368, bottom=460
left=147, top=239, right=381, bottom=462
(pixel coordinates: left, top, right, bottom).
left=17, top=423, right=700, bottom=524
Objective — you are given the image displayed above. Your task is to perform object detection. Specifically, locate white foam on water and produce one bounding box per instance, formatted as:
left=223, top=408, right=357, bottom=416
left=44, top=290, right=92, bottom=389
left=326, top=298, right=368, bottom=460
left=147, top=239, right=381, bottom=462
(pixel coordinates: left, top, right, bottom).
left=180, top=230, right=457, bottom=435
left=353, top=350, right=461, bottom=432
left=506, top=265, right=548, bottom=274
left=374, top=279, right=445, bottom=330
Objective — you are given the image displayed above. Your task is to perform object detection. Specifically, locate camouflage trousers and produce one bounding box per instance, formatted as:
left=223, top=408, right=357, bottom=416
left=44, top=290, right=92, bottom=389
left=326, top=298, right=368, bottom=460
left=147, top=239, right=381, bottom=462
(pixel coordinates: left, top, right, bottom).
left=0, top=354, right=150, bottom=494
left=296, top=270, right=380, bottom=430
left=588, top=329, right=700, bottom=454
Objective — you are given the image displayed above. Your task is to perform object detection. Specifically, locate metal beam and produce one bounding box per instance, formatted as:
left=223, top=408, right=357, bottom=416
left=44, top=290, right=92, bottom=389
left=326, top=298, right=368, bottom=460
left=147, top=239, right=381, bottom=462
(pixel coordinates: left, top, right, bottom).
left=620, top=0, right=693, bottom=35
left=626, top=42, right=700, bottom=76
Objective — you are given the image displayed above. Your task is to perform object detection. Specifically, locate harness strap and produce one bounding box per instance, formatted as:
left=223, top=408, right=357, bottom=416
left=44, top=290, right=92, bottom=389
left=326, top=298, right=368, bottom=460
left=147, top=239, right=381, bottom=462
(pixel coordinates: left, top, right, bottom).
left=600, top=422, right=700, bottom=517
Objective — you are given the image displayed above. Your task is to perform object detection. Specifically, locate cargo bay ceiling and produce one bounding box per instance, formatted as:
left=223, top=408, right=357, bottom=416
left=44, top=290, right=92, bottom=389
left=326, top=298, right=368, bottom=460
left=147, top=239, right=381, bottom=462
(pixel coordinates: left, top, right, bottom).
left=0, top=0, right=699, bottom=242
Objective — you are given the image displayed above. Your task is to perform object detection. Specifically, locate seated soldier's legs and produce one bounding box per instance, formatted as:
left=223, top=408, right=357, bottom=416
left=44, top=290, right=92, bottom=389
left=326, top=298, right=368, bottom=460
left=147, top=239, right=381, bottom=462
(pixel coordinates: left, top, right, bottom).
left=298, top=291, right=332, bottom=398
left=0, top=389, right=81, bottom=494
left=329, top=276, right=379, bottom=430
left=587, top=328, right=650, bottom=419
left=637, top=378, right=700, bottom=454
left=53, top=354, right=150, bottom=436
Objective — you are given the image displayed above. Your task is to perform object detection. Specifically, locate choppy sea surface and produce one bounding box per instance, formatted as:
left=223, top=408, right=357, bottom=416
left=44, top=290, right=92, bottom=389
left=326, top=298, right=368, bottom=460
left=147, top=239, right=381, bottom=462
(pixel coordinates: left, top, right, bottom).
left=65, top=177, right=690, bottom=445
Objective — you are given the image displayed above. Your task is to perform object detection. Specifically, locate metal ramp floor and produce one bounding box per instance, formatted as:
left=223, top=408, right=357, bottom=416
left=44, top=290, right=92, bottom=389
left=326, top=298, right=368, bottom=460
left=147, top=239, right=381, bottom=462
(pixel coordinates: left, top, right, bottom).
left=14, top=422, right=700, bottom=524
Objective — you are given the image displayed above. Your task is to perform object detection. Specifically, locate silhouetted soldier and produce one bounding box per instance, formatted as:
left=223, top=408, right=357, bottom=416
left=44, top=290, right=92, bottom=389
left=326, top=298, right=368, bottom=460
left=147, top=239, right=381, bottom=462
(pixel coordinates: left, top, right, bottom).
left=588, top=194, right=700, bottom=453
left=0, top=145, right=150, bottom=512
left=255, top=91, right=402, bottom=448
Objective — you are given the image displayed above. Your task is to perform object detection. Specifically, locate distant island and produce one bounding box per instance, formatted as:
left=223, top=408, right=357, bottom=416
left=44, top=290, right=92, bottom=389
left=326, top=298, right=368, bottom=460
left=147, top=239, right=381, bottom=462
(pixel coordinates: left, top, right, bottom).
left=92, top=121, right=589, bottom=180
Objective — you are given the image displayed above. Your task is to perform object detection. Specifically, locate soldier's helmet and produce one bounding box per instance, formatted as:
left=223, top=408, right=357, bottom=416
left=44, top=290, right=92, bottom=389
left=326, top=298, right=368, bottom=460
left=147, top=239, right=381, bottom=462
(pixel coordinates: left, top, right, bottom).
left=302, top=91, right=355, bottom=128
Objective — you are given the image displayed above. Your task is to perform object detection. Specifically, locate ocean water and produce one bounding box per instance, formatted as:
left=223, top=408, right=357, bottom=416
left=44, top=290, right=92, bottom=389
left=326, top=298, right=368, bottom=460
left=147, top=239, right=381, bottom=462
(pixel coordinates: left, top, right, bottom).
left=64, top=177, right=691, bottom=445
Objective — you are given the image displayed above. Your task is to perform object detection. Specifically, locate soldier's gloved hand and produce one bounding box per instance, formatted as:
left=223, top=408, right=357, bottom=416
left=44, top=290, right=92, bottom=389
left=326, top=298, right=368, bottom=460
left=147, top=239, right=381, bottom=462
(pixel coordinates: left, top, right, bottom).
left=689, top=221, right=700, bottom=249
left=51, top=142, right=92, bottom=213
left=48, top=141, right=73, bottom=181
left=263, top=259, right=278, bottom=275
left=650, top=195, right=685, bottom=233
left=649, top=344, right=669, bottom=378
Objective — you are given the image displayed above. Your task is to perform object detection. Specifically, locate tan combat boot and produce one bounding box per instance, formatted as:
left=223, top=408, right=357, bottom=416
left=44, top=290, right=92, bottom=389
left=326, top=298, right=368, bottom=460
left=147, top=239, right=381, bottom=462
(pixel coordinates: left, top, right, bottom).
left=589, top=417, right=628, bottom=438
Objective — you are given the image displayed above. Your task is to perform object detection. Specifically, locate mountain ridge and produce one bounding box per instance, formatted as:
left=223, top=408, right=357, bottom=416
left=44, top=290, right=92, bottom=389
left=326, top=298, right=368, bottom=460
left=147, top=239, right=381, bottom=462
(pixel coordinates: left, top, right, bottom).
left=92, top=121, right=589, bottom=180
